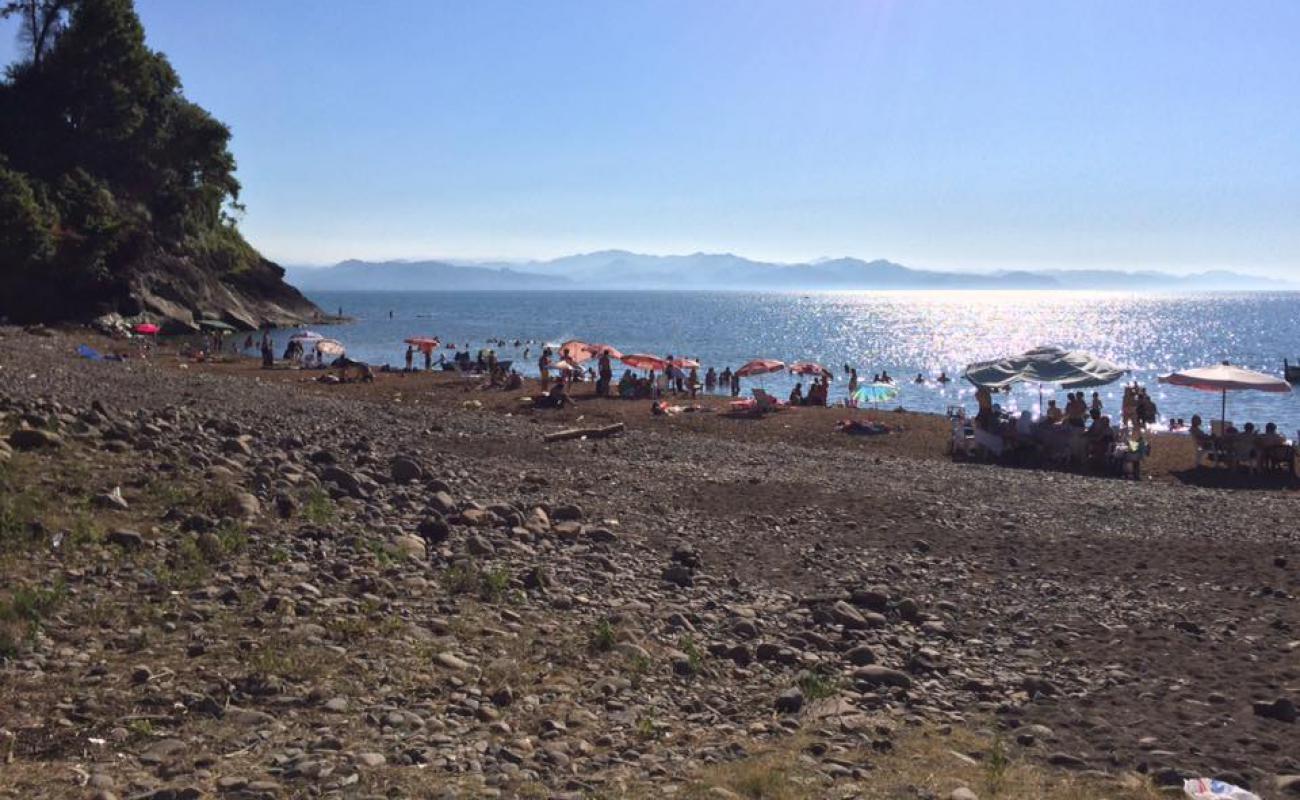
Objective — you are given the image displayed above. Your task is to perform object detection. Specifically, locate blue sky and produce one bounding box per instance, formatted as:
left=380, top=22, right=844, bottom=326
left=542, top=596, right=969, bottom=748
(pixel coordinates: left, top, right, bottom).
left=4, top=1, right=1298, bottom=275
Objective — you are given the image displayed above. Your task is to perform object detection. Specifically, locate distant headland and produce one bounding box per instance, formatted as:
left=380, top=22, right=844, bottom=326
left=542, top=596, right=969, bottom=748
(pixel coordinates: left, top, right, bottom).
left=286, top=251, right=1290, bottom=293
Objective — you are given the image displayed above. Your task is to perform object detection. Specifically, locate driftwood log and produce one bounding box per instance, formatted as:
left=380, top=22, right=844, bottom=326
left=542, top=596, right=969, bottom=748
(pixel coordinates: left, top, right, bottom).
left=543, top=423, right=625, bottom=443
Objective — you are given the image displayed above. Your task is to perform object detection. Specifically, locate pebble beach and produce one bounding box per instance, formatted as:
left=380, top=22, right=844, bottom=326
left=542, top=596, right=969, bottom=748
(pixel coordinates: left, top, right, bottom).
left=1, top=327, right=1297, bottom=799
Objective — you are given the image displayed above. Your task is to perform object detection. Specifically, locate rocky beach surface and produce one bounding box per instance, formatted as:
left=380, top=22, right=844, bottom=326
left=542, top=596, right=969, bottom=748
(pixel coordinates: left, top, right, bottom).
left=0, top=328, right=1296, bottom=800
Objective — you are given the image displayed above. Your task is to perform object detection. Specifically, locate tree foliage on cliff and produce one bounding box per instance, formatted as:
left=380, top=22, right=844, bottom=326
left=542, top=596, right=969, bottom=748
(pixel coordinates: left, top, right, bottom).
left=0, top=0, right=261, bottom=321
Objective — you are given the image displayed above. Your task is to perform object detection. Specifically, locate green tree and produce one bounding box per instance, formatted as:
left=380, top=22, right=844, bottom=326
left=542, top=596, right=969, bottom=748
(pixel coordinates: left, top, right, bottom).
left=0, top=0, right=267, bottom=321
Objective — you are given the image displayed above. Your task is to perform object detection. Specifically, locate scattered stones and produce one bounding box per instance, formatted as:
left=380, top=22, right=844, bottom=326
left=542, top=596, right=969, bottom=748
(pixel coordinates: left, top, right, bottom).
left=1253, top=698, right=1297, bottom=724
left=106, top=529, right=144, bottom=549
left=390, top=455, right=424, bottom=483
left=774, top=687, right=804, bottom=714
left=91, top=486, right=130, bottom=510
left=8, top=427, right=62, bottom=450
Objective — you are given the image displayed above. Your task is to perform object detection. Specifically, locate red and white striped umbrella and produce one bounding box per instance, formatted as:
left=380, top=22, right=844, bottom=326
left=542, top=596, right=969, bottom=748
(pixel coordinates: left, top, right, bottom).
left=789, top=361, right=832, bottom=379
left=620, top=353, right=669, bottom=371
left=736, top=359, right=785, bottom=378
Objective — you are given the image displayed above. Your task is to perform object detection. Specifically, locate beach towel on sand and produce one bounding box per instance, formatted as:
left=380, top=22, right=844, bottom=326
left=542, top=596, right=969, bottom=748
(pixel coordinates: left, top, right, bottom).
left=77, top=344, right=103, bottom=360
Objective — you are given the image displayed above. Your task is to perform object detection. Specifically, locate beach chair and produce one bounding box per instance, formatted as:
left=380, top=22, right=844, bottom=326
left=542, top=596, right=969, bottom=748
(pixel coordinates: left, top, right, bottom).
left=949, top=415, right=975, bottom=456
left=1194, top=436, right=1224, bottom=468
left=752, top=389, right=784, bottom=413
left=1227, top=436, right=1258, bottom=474
left=1261, top=444, right=1296, bottom=474
left=972, top=426, right=1004, bottom=458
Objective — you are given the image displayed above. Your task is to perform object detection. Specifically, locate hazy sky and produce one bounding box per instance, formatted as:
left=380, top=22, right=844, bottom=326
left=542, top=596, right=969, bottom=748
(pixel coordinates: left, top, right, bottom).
left=4, top=1, right=1298, bottom=275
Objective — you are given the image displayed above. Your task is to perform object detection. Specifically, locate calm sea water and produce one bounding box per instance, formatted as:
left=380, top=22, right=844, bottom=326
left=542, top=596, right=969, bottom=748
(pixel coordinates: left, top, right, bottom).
left=286, top=290, right=1300, bottom=432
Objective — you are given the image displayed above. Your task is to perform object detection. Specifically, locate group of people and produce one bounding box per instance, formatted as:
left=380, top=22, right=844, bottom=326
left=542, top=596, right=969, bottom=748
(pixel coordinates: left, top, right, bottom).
left=788, top=376, right=832, bottom=407
left=1120, top=385, right=1159, bottom=431
left=1189, top=415, right=1293, bottom=471
left=974, top=384, right=1129, bottom=468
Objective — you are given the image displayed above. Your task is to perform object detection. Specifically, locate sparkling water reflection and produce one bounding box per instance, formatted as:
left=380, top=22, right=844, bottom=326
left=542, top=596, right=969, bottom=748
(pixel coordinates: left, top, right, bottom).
left=300, top=290, right=1300, bottom=432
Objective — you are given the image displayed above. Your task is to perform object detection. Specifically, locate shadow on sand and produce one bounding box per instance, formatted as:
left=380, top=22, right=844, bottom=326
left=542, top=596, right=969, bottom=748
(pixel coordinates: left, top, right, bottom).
left=1170, top=467, right=1300, bottom=492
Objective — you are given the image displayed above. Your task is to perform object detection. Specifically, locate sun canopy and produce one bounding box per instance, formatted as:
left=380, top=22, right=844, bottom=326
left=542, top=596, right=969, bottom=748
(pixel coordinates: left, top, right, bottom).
left=1157, top=364, right=1292, bottom=394
left=736, top=359, right=786, bottom=378
left=620, top=353, right=669, bottom=371
left=963, top=346, right=1127, bottom=390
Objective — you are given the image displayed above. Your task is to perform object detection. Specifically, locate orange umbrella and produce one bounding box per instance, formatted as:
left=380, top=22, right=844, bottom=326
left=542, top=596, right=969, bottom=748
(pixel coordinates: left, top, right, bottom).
left=671, top=357, right=700, bottom=369
left=133, top=323, right=160, bottom=335
left=561, top=340, right=624, bottom=363
left=620, top=353, right=669, bottom=371
left=736, top=359, right=785, bottom=378
left=589, top=343, right=624, bottom=360
left=404, top=337, right=440, bottom=354
left=789, top=361, right=832, bottom=379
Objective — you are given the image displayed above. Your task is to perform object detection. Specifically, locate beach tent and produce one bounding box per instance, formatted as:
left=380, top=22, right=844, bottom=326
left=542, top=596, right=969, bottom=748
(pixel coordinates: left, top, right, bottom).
left=1158, top=363, right=1291, bottom=428
left=620, top=353, right=669, bottom=371
left=736, top=359, right=786, bottom=378
left=963, top=346, right=1127, bottom=390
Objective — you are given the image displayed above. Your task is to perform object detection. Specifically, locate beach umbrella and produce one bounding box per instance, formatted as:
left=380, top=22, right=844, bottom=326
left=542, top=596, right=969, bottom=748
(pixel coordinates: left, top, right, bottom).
left=561, top=341, right=624, bottom=363
left=789, top=361, right=833, bottom=379
left=316, top=339, right=346, bottom=358
left=963, top=346, right=1127, bottom=390
left=559, top=339, right=590, bottom=362
left=735, top=359, right=785, bottom=378
left=133, top=323, right=160, bottom=335
left=198, top=319, right=237, bottom=332
left=1158, top=362, right=1291, bottom=429
left=853, top=382, right=900, bottom=407
left=404, top=336, right=440, bottom=354
left=964, top=345, right=1128, bottom=416
left=290, top=330, right=324, bottom=342
left=671, top=357, right=700, bottom=370
left=620, top=353, right=669, bottom=371
left=589, top=344, right=624, bottom=360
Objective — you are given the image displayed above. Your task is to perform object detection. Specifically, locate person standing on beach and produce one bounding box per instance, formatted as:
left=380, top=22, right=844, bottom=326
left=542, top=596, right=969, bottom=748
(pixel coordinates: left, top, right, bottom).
left=539, top=348, right=552, bottom=390
left=730, top=370, right=740, bottom=397
left=598, top=350, right=613, bottom=397
left=704, top=367, right=716, bottom=393
left=848, top=368, right=859, bottom=398
left=404, top=346, right=414, bottom=372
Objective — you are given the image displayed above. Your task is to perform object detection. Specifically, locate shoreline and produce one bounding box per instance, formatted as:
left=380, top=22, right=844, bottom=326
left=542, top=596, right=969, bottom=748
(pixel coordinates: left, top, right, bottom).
left=188, top=346, right=1296, bottom=493
left=1, top=326, right=1297, bottom=798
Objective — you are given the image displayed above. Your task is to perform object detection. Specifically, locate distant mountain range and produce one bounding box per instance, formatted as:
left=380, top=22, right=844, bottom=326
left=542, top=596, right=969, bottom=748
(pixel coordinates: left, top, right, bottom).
left=285, top=252, right=1288, bottom=292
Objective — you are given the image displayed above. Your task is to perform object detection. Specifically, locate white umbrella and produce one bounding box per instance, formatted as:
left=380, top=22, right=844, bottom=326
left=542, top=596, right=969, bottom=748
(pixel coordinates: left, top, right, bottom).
left=1158, top=362, right=1291, bottom=429
left=290, top=330, right=324, bottom=342
left=316, top=339, right=346, bottom=358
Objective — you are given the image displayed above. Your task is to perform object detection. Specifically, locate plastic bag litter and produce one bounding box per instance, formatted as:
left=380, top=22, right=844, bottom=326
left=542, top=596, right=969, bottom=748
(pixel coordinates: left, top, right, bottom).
left=1184, top=778, right=1261, bottom=800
